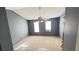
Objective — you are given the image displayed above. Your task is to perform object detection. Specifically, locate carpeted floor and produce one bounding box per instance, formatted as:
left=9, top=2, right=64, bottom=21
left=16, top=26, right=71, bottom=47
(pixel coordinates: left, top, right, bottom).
left=14, top=36, right=62, bottom=51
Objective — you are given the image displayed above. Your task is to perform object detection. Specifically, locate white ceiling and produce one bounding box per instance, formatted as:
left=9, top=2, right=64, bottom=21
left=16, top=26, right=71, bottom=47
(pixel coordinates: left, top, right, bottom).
left=6, top=7, right=24, bottom=10
left=6, top=7, right=65, bottom=20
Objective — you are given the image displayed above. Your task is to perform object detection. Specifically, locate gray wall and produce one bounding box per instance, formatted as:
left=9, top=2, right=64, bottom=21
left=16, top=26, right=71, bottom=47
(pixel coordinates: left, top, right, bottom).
left=75, top=24, right=79, bottom=51
left=28, top=18, right=59, bottom=36
left=64, top=7, right=79, bottom=51
left=0, top=7, right=13, bottom=51
left=59, top=16, right=65, bottom=38
left=6, top=10, right=28, bottom=46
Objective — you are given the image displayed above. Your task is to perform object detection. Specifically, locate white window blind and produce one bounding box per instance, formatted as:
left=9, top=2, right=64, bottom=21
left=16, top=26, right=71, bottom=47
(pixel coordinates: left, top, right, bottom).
left=34, top=22, right=39, bottom=32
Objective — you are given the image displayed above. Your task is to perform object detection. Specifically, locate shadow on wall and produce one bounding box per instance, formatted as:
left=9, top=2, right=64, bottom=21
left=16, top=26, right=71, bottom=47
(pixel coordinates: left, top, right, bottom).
left=0, top=7, right=13, bottom=51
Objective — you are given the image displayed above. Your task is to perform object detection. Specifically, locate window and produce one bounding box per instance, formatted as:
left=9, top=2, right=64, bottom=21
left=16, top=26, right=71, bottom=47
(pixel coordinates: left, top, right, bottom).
left=34, top=22, right=39, bottom=32
left=45, top=21, right=51, bottom=32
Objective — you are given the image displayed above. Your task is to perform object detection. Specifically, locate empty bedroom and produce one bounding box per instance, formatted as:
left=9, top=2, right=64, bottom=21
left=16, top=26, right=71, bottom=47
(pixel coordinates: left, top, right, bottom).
left=0, top=7, right=79, bottom=51
left=4, top=7, right=65, bottom=51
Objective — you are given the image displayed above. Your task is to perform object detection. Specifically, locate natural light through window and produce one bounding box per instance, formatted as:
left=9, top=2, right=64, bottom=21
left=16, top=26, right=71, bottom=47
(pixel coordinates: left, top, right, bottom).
left=34, top=22, right=39, bottom=32
left=45, top=21, right=51, bottom=32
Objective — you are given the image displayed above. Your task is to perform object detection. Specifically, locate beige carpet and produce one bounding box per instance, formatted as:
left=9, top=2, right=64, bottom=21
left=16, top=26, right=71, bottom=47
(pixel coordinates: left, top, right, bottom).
left=14, top=36, right=62, bottom=51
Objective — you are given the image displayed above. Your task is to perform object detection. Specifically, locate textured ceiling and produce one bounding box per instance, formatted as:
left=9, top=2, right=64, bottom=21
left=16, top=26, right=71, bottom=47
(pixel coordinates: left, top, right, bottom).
left=6, top=7, right=65, bottom=20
